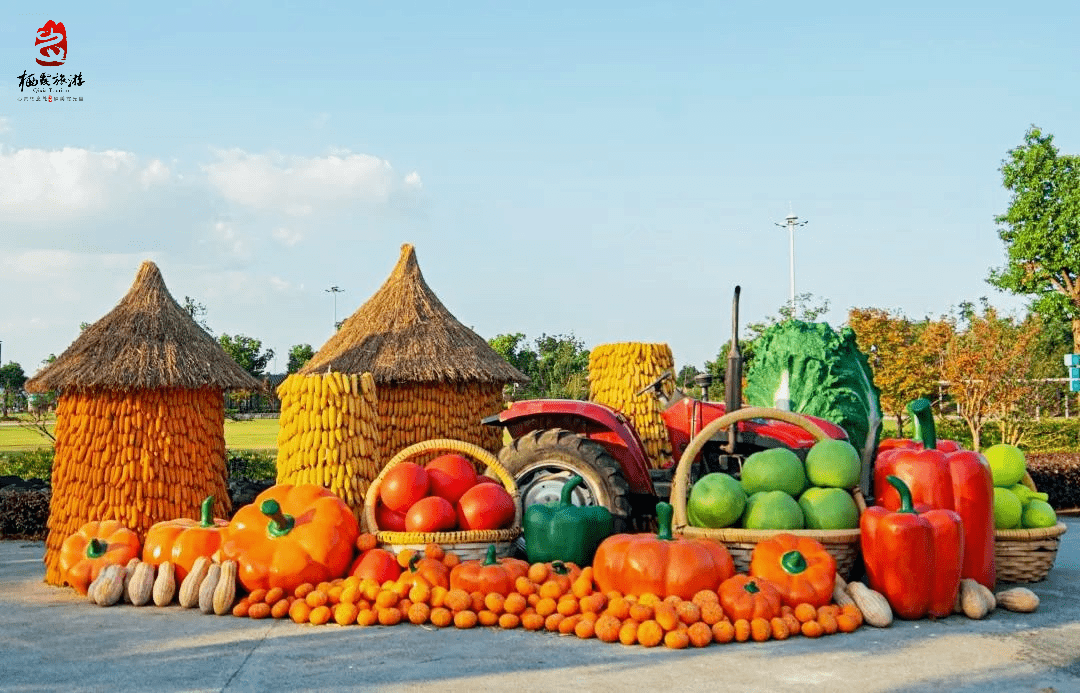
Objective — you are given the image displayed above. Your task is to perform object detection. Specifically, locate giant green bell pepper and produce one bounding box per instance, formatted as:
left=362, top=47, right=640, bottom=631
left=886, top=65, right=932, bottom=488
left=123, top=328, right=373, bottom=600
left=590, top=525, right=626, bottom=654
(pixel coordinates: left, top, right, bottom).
left=523, top=475, right=613, bottom=566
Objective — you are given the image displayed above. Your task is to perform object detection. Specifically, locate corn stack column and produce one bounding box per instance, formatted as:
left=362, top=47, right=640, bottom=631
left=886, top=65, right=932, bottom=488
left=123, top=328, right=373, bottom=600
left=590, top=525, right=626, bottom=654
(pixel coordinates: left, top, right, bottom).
left=588, top=342, right=676, bottom=469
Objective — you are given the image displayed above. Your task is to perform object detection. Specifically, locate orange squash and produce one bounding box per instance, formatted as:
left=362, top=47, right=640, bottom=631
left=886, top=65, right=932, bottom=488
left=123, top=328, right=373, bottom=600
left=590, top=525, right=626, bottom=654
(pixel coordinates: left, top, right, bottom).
left=219, top=484, right=360, bottom=593
left=59, top=520, right=141, bottom=596
left=449, top=545, right=529, bottom=596
left=142, top=496, right=229, bottom=582
left=592, top=502, right=735, bottom=600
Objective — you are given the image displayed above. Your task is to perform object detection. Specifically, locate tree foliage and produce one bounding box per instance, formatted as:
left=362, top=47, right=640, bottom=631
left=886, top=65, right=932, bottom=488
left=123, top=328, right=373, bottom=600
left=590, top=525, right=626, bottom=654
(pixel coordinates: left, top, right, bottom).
left=218, top=334, right=275, bottom=379
left=287, top=344, right=315, bottom=374
left=182, top=296, right=213, bottom=335
left=0, top=362, right=27, bottom=419
left=989, top=126, right=1080, bottom=349
left=488, top=333, right=590, bottom=400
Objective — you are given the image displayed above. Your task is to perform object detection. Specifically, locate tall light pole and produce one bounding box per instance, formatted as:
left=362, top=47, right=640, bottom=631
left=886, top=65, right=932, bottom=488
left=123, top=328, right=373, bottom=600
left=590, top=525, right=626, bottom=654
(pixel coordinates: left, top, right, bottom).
left=325, top=286, right=344, bottom=328
left=774, top=212, right=808, bottom=312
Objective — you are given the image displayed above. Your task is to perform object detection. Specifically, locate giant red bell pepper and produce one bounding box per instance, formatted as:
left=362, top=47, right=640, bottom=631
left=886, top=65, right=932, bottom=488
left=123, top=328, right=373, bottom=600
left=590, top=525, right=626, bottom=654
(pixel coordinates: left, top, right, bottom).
left=874, top=399, right=995, bottom=589
left=861, top=475, right=963, bottom=619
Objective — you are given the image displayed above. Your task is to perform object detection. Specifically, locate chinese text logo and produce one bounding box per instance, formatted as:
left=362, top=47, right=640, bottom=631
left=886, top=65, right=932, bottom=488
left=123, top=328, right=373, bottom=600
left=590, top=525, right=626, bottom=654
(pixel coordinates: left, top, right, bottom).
left=36, top=21, right=67, bottom=67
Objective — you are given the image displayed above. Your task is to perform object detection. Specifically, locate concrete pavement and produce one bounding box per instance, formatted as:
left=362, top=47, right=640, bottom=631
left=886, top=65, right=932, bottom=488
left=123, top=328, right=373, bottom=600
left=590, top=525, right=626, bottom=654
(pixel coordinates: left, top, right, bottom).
left=2, top=521, right=1079, bottom=692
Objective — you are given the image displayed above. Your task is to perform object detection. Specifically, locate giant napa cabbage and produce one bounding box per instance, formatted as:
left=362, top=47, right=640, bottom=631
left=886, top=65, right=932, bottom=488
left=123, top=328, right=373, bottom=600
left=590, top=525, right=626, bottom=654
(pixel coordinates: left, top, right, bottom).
left=744, top=320, right=882, bottom=492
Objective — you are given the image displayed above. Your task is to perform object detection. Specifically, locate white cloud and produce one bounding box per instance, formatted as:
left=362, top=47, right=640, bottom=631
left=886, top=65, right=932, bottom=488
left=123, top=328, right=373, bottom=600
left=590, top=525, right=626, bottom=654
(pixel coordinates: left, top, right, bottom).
left=272, top=226, right=303, bottom=246
left=0, top=117, right=10, bottom=134
left=203, top=149, right=420, bottom=215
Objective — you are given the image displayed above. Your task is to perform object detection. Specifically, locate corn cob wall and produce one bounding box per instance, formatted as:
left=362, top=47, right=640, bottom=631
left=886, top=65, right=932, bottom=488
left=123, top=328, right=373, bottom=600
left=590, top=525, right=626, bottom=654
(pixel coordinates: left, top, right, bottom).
left=44, top=387, right=230, bottom=586
left=275, top=372, right=381, bottom=517
left=378, top=382, right=504, bottom=465
left=588, top=342, right=676, bottom=469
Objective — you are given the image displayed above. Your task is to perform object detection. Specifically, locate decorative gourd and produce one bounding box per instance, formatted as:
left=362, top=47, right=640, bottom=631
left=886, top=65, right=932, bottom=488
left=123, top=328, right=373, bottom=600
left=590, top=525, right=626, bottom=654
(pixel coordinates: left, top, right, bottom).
left=94, top=564, right=126, bottom=607
left=127, top=561, right=156, bottom=606
left=213, top=560, right=238, bottom=615
left=958, top=578, right=995, bottom=620
left=179, top=556, right=212, bottom=608
left=449, top=545, right=530, bottom=596
left=749, top=533, right=836, bottom=608
left=592, top=502, right=735, bottom=600
left=153, top=561, right=177, bottom=606
left=198, top=562, right=222, bottom=614
left=142, top=496, right=229, bottom=582
left=121, top=558, right=140, bottom=603
left=219, top=484, right=360, bottom=593
left=845, top=581, right=893, bottom=627
left=831, top=574, right=857, bottom=610
left=58, top=520, right=142, bottom=596
left=996, top=587, right=1039, bottom=613
left=718, top=574, right=783, bottom=622
left=396, top=552, right=451, bottom=590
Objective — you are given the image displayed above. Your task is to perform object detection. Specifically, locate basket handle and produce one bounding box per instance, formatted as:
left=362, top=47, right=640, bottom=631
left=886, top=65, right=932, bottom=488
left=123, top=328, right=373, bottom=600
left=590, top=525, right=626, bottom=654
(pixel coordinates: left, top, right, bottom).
left=670, top=407, right=832, bottom=530
left=363, top=438, right=521, bottom=533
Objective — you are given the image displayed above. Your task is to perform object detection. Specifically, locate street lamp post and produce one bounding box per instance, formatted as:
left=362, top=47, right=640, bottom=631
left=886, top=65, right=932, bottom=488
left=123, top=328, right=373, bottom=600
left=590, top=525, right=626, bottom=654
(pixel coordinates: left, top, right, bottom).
left=774, top=212, right=808, bottom=312
left=325, top=286, right=344, bottom=328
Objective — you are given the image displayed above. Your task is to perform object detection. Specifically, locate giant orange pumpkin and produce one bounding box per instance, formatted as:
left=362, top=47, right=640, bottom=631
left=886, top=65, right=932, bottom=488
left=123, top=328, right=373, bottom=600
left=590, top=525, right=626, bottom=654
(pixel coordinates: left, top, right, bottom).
left=449, top=545, right=529, bottom=596
left=58, top=520, right=141, bottom=595
left=592, top=502, right=735, bottom=600
left=142, top=495, right=229, bottom=581
left=219, top=484, right=360, bottom=592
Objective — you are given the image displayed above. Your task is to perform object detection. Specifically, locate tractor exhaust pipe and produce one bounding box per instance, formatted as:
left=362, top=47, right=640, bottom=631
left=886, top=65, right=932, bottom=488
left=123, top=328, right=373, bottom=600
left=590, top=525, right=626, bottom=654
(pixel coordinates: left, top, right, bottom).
left=724, top=286, right=742, bottom=454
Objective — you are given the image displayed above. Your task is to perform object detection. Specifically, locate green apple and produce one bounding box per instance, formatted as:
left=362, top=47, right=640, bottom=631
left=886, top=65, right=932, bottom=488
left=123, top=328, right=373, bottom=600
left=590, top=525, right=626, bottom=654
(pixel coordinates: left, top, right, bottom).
left=804, top=439, right=861, bottom=489
left=798, top=487, right=859, bottom=530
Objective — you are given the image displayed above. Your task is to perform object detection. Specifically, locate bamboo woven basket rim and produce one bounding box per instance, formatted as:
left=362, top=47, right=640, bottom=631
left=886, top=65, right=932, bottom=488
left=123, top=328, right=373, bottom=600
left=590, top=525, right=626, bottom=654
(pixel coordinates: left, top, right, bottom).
left=671, top=406, right=865, bottom=543
left=363, top=438, right=522, bottom=545
left=995, top=521, right=1068, bottom=541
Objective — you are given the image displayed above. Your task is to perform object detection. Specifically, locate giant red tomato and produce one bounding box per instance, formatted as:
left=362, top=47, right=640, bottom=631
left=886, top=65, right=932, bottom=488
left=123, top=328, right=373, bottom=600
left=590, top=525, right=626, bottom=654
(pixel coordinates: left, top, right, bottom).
left=405, top=496, right=458, bottom=532
left=375, top=502, right=408, bottom=531
left=380, top=462, right=429, bottom=512
left=426, top=454, right=478, bottom=504
left=456, top=483, right=516, bottom=530
left=350, top=547, right=402, bottom=583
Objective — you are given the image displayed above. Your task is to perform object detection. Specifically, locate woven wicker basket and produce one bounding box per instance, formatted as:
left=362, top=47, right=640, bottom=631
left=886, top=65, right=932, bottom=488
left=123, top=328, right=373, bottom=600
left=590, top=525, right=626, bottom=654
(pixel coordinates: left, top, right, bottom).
left=994, top=472, right=1068, bottom=583
left=362, top=438, right=522, bottom=561
left=671, top=407, right=866, bottom=579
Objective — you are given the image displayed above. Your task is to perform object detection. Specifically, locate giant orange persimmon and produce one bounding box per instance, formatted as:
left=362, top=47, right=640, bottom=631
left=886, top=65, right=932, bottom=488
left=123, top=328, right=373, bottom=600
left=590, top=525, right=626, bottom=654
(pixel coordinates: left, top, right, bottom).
left=220, top=484, right=360, bottom=593
left=592, top=502, right=735, bottom=600
left=142, top=495, right=229, bottom=581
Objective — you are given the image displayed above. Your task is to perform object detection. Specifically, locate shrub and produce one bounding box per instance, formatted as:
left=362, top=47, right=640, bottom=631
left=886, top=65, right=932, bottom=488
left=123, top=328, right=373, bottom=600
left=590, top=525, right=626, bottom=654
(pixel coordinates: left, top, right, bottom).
left=0, top=449, right=54, bottom=481
left=226, top=450, right=277, bottom=481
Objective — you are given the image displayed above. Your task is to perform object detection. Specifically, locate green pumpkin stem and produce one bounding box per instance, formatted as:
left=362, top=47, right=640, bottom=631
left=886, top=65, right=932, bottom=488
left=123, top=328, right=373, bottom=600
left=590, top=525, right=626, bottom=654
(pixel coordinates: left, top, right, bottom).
left=780, top=550, right=808, bottom=575
left=552, top=561, right=569, bottom=576
left=86, top=537, right=108, bottom=559
left=199, top=495, right=215, bottom=528
left=409, top=553, right=422, bottom=573
left=656, top=502, right=674, bottom=541
left=744, top=580, right=760, bottom=594
left=483, top=544, right=498, bottom=566
left=261, top=499, right=295, bottom=538
left=907, top=398, right=937, bottom=450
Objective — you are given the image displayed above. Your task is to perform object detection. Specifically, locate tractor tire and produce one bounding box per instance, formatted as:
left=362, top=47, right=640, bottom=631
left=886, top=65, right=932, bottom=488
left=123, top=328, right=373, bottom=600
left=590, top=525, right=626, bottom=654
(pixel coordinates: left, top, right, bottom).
left=497, top=428, right=632, bottom=537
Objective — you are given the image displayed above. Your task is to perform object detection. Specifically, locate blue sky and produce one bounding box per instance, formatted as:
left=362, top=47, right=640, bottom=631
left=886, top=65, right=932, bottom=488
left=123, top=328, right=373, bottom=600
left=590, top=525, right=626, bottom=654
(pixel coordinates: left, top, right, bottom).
left=2, top=2, right=1078, bottom=378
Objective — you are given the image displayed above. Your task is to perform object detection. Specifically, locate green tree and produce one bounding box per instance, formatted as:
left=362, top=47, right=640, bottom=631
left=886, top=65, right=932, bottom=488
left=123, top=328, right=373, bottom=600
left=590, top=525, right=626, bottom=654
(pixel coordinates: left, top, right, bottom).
left=218, top=334, right=275, bottom=379
left=183, top=296, right=213, bottom=334
left=286, top=344, right=315, bottom=374
left=989, top=126, right=1080, bottom=350
left=488, top=332, right=589, bottom=400
left=0, top=361, right=27, bottom=419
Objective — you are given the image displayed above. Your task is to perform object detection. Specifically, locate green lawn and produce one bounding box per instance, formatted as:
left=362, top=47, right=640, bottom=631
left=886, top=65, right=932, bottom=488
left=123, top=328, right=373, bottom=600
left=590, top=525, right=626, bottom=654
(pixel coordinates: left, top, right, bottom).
left=0, top=417, right=281, bottom=452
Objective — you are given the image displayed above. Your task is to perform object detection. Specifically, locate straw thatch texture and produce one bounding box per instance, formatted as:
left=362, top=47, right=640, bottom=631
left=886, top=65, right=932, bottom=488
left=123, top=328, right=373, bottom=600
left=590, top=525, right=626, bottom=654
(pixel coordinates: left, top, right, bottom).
left=44, top=387, right=231, bottom=586
left=589, top=343, right=675, bottom=469
left=299, top=244, right=528, bottom=385
left=26, top=261, right=262, bottom=393
left=275, top=372, right=382, bottom=518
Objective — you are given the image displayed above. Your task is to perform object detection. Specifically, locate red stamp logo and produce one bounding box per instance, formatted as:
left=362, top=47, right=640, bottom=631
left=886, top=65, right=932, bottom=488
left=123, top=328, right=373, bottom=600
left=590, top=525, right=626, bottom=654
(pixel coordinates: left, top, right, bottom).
left=35, top=21, right=67, bottom=66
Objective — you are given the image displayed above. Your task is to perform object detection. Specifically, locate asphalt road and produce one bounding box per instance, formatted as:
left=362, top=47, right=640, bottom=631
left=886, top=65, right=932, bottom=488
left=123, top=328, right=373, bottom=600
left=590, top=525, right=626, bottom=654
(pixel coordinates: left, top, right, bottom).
left=2, top=521, right=1079, bottom=693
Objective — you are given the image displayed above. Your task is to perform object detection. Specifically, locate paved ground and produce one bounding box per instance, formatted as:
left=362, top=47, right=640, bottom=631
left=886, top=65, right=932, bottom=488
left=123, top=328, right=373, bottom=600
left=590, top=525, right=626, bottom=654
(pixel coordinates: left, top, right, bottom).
left=2, top=522, right=1079, bottom=693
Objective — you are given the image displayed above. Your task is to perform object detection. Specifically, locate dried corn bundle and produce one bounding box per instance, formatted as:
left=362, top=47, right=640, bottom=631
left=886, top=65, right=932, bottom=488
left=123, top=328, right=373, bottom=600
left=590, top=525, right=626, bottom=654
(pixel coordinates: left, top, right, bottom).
left=588, top=342, right=675, bottom=469
left=379, top=382, right=504, bottom=465
left=43, top=387, right=230, bottom=586
left=275, top=371, right=381, bottom=516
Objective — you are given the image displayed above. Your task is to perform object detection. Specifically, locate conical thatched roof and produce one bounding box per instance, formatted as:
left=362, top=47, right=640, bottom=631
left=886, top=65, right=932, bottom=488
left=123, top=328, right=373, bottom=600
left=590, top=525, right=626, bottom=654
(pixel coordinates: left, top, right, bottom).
left=26, top=261, right=263, bottom=393
left=300, top=244, right=528, bottom=385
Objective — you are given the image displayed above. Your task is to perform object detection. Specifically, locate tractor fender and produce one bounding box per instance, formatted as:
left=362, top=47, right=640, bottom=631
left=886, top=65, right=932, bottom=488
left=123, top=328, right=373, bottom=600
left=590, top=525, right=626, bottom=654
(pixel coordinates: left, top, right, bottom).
left=483, top=400, right=656, bottom=495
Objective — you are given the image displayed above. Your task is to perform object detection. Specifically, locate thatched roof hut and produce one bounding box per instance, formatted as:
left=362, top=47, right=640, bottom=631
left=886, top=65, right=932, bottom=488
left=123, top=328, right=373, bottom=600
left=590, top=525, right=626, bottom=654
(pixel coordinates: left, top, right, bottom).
left=301, top=244, right=528, bottom=386
left=300, top=244, right=526, bottom=462
left=27, top=261, right=261, bottom=393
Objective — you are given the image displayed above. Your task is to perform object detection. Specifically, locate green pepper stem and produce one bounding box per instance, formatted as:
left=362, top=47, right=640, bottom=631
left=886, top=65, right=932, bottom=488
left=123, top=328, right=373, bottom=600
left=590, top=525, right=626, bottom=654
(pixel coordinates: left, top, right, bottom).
left=907, top=398, right=936, bottom=450
left=199, top=495, right=215, bottom=528
left=656, top=502, right=674, bottom=541
left=560, top=476, right=584, bottom=507
left=780, top=550, right=808, bottom=575
left=260, top=499, right=295, bottom=538
left=483, top=544, right=498, bottom=566
left=886, top=475, right=918, bottom=515
left=86, top=538, right=107, bottom=559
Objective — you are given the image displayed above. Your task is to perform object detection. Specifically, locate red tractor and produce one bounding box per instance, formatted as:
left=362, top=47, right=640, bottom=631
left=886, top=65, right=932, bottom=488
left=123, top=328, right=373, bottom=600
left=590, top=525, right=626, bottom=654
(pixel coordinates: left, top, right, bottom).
left=481, top=287, right=849, bottom=533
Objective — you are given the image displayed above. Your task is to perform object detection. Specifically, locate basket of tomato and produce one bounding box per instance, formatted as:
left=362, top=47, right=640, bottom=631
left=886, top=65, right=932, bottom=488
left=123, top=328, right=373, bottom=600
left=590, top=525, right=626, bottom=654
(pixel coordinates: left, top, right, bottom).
left=362, top=438, right=522, bottom=560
